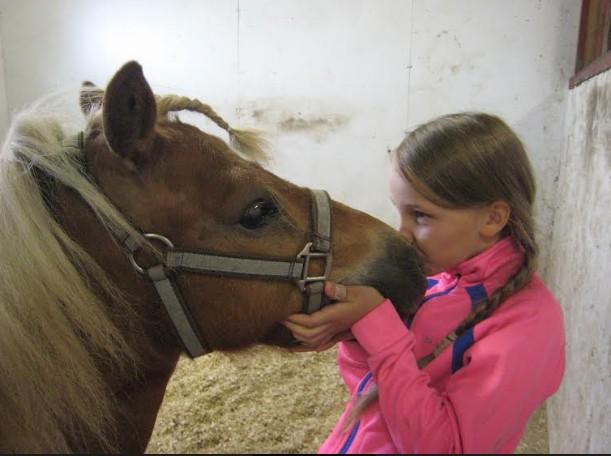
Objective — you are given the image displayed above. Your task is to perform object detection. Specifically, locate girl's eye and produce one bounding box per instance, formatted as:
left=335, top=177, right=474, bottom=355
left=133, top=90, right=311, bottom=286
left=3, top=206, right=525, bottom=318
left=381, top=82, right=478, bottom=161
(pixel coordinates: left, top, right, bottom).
left=413, top=210, right=429, bottom=222
left=239, top=199, right=279, bottom=229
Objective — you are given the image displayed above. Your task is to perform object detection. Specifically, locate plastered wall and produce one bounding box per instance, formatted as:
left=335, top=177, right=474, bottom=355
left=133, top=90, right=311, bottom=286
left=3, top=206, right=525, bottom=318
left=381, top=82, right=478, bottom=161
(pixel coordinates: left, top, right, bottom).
left=0, top=1, right=579, bottom=239
left=0, top=0, right=591, bottom=451
left=0, top=28, right=8, bottom=139
left=546, top=69, right=611, bottom=454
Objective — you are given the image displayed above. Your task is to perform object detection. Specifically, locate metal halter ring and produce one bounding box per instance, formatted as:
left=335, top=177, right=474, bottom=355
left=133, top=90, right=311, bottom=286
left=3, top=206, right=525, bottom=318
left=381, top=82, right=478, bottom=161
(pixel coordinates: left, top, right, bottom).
left=128, top=233, right=175, bottom=275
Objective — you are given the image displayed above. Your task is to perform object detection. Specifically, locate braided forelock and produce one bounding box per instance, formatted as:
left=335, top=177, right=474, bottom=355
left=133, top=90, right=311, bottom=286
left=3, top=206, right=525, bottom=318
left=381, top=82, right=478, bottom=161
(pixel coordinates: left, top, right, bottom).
left=155, top=95, right=270, bottom=163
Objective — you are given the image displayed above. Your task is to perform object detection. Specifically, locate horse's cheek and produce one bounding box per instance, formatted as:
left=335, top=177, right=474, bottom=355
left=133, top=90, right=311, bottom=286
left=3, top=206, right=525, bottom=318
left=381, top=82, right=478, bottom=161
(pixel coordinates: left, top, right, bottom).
left=176, top=276, right=299, bottom=349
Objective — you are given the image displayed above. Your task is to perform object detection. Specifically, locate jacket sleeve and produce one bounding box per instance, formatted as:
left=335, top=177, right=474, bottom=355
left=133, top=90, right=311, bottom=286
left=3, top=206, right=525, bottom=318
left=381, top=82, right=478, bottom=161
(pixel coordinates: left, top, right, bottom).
left=336, top=341, right=370, bottom=395
left=351, top=298, right=565, bottom=453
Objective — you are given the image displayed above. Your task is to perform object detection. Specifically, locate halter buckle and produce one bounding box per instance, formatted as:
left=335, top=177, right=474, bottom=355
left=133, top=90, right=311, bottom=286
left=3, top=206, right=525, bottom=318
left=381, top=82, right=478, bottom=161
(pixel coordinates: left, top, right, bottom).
left=296, top=241, right=332, bottom=291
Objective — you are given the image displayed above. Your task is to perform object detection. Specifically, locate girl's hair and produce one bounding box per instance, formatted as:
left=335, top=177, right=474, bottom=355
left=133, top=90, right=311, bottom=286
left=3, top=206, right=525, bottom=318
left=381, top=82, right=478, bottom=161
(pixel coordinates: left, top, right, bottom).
left=345, top=112, right=539, bottom=427
left=396, top=112, right=538, bottom=343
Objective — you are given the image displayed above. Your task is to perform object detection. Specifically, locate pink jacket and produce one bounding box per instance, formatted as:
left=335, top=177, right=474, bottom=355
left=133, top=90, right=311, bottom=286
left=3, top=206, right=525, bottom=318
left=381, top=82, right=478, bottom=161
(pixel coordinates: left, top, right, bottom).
left=319, top=237, right=565, bottom=454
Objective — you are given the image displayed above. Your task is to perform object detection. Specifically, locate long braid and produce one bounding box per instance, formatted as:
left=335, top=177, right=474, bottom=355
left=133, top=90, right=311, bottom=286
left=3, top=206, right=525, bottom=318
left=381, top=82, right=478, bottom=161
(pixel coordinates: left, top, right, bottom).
left=156, top=95, right=270, bottom=162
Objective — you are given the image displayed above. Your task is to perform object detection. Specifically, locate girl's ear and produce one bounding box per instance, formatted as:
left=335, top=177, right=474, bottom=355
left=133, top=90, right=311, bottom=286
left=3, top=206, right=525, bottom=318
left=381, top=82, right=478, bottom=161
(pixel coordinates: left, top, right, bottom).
left=480, top=201, right=511, bottom=238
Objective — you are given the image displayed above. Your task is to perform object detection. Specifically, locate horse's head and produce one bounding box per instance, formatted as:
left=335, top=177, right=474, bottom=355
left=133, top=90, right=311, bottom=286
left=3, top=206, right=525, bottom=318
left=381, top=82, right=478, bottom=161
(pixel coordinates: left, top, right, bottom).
left=74, top=61, right=426, bottom=353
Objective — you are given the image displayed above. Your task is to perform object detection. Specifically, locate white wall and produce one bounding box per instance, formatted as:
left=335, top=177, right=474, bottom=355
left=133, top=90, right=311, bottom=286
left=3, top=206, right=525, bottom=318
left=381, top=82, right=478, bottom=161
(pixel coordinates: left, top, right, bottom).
left=0, top=1, right=580, bottom=230
left=546, top=69, right=611, bottom=454
left=0, top=0, right=583, bottom=449
left=0, top=18, right=8, bottom=141
left=407, top=1, right=579, bottom=278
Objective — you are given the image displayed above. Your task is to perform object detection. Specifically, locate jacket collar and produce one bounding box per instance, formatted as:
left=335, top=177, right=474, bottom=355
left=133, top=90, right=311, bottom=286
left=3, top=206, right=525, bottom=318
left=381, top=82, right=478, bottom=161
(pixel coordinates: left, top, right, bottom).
left=439, top=237, right=524, bottom=287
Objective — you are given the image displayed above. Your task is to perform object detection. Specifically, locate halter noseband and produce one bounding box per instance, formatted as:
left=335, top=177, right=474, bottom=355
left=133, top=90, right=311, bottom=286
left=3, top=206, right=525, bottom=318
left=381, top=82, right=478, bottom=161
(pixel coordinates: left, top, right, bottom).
left=102, top=187, right=332, bottom=358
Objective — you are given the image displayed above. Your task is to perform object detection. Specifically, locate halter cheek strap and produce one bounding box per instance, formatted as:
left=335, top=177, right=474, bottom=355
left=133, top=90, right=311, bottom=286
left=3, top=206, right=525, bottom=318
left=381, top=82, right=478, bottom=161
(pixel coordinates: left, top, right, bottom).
left=300, top=189, right=332, bottom=313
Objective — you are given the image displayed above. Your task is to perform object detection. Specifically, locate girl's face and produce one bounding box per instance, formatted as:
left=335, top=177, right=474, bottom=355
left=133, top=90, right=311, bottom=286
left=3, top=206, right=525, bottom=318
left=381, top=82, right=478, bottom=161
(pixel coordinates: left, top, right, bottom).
left=388, top=159, right=498, bottom=276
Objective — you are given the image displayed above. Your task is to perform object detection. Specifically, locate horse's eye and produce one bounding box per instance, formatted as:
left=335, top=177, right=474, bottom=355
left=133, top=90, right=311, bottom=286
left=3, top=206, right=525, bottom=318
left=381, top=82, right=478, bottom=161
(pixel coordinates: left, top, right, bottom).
left=239, top=199, right=279, bottom=229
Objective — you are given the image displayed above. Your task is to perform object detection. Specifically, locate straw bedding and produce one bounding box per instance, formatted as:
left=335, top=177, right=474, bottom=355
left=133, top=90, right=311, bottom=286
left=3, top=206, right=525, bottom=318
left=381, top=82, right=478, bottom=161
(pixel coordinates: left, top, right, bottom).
left=147, top=345, right=548, bottom=453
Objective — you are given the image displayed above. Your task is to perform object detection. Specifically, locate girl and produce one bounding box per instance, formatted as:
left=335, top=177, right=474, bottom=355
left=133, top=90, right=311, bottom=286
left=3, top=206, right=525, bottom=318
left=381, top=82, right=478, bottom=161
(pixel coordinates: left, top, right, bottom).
left=283, top=112, right=566, bottom=454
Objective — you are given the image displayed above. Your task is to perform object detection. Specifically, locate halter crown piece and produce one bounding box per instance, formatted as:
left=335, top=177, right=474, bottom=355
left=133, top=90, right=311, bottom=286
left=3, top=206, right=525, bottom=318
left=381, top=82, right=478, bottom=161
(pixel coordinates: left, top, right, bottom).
left=67, top=132, right=333, bottom=357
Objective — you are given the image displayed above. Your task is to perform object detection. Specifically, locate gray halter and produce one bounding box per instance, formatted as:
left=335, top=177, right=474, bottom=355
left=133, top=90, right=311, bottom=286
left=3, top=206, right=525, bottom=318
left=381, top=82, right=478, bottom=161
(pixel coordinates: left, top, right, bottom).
left=48, top=132, right=333, bottom=358
left=104, top=188, right=332, bottom=358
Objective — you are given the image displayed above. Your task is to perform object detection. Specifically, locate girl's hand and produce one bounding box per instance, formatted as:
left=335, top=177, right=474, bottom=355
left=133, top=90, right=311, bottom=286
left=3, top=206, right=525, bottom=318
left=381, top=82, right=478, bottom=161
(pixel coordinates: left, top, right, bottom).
left=283, top=282, right=385, bottom=352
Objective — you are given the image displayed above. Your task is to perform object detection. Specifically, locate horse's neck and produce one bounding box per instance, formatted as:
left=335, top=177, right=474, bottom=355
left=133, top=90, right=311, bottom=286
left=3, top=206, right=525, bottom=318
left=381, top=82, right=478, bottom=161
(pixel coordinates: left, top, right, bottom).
left=55, top=187, right=181, bottom=453
left=113, top=354, right=180, bottom=453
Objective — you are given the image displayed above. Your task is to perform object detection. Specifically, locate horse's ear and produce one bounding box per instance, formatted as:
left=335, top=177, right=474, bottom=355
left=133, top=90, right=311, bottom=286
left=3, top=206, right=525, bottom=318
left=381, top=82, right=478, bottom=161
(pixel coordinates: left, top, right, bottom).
left=103, top=61, right=157, bottom=164
left=79, top=81, right=104, bottom=116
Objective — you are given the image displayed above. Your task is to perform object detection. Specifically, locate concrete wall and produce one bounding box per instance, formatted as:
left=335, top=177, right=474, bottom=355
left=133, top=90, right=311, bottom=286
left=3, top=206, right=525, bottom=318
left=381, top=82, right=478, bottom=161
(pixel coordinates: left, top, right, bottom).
left=0, top=0, right=579, bottom=237
left=0, top=0, right=589, bottom=451
left=0, top=20, right=8, bottom=141
left=546, top=69, right=611, bottom=454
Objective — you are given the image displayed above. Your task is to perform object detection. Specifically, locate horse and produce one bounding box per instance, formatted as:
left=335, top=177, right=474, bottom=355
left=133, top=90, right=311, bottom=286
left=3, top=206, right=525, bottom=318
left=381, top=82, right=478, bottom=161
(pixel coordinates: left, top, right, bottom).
left=0, top=60, right=426, bottom=453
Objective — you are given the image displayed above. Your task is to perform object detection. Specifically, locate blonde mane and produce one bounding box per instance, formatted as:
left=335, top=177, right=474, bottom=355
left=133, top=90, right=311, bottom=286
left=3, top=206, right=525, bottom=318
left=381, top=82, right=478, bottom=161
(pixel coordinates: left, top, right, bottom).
left=0, top=99, right=143, bottom=452
left=0, top=91, right=268, bottom=452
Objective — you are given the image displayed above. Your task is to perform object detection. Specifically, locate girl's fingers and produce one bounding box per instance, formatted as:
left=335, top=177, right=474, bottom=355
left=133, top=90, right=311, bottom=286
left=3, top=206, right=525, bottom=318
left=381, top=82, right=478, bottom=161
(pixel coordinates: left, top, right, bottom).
left=284, top=313, right=313, bottom=325
left=284, top=308, right=333, bottom=327
left=283, top=320, right=332, bottom=342
left=284, top=299, right=347, bottom=327
left=324, top=281, right=348, bottom=301
left=282, top=319, right=310, bottom=336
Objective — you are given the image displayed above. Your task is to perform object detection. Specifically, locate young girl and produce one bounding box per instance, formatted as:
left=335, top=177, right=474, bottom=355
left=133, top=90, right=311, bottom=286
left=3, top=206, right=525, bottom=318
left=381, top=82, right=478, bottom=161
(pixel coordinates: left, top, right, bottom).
left=283, top=112, right=566, bottom=454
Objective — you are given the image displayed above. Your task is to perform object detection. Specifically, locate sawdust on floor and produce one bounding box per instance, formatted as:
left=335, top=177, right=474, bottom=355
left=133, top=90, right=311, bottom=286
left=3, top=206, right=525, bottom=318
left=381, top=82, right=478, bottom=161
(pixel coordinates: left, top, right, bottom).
left=147, top=345, right=549, bottom=454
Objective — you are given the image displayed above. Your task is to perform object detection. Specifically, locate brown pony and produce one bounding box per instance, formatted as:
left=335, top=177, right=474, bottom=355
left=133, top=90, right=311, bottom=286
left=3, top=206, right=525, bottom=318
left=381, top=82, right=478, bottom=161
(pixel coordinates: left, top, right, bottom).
left=0, top=61, right=426, bottom=453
